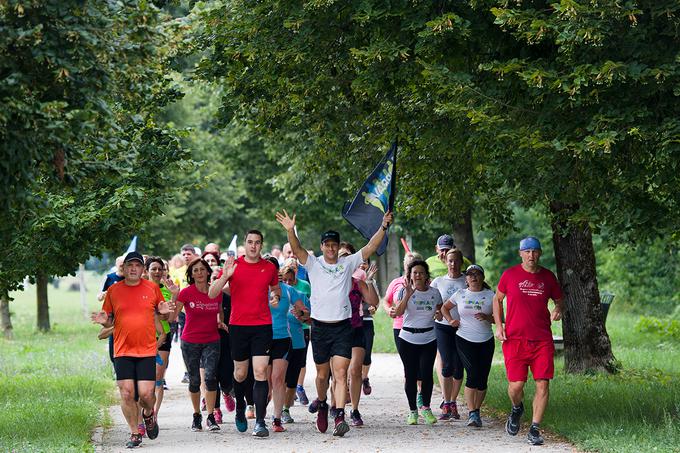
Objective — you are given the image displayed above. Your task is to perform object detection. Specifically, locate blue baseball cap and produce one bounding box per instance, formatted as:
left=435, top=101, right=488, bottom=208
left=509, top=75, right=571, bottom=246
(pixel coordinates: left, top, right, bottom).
left=519, top=236, right=542, bottom=251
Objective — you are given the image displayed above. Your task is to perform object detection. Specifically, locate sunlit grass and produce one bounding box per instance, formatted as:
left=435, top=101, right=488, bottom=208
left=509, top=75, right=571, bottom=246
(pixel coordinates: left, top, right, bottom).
left=1, top=273, right=115, bottom=452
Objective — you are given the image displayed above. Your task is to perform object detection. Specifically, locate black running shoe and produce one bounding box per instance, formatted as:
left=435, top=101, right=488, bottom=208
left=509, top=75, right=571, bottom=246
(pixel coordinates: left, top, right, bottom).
left=252, top=421, right=269, bottom=438
left=527, top=424, right=544, bottom=445
left=142, top=410, right=159, bottom=440
left=505, top=403, right=524, bottom=436
left=206, top=413, right=220, bottom=432
left=126, top=433, right=142, bottom=448
left=191, top=412, right=203, bottom=432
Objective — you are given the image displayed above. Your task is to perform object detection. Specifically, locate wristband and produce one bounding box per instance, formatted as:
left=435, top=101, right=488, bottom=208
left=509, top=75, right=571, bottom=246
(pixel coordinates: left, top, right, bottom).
left=381, top=224, right=388, bottom=231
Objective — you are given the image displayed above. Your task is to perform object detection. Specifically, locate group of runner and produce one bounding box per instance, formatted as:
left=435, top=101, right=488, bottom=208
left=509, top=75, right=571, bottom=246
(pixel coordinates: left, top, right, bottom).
left=92, top=210, right=564, bottom=448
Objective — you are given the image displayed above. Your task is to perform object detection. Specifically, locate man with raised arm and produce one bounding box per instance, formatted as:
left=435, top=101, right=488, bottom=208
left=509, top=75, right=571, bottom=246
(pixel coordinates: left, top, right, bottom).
left=208, top=230, right=281, bottom=438
left=91, top=251, right=175, bottom=449
left=493, top=236, right=564, bottom=446
left=275, top=209, right=393, bottom=437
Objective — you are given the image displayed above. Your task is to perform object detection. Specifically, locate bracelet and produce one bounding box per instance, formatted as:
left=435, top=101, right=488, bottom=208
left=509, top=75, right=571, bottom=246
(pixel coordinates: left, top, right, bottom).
left=381, top=224, right=388, bottom=231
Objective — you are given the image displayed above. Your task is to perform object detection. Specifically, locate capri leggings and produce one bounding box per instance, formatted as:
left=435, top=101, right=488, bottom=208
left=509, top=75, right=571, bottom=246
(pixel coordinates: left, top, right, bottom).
left=182, top=340, right=220, bottom=393
left=215, top=329, right=234, bottom=408
left=362, top=320, right=375, bottom=366
left=397, top=339, right=437, bottom=411
left=285, top=347, right=307, bottom=389
left=455, top=336, right=495, bottom=390
left=435, top=323, right=464, bottom=379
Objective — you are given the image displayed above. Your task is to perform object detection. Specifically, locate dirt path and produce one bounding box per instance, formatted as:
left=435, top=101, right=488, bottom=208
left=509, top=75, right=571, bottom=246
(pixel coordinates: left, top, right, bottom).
left=93, top=345, right=576, bottom=452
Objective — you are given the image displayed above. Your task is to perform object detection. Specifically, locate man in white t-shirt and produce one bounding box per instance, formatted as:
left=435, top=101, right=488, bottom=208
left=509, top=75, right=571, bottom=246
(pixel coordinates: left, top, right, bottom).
left=275, top=209, right=393, bottom=437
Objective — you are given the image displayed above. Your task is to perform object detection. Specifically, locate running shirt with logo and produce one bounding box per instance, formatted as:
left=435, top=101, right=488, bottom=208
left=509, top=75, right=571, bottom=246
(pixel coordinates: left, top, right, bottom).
left=450, top=288, right=495, bottom=342
left=430, top=274, right=466, bottom=325
left=229, top=256, right=278, bottom=326
left=270, top=282, right=306, bottom=339
left=288, top=292, right=311, bottom=349
left=497, top=264, right=564, bottom=341
left=304, top=251, right=363, bottom=322
left=397, top=286, right=442, bottom=345
left=178, top=284, right=221, bottom=343
left=102, top=279, right=165, bottom=358
left=384, top=276, right=406, bottom=329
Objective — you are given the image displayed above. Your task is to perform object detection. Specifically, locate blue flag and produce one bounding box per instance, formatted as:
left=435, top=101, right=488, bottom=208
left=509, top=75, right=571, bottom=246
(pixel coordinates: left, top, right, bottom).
left=342, top=141, right=397, bottom=256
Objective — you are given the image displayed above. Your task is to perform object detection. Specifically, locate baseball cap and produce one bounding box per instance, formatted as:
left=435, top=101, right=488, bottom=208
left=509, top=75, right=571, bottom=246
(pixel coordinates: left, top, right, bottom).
left=320, top=230, right=340, bottom=244
left=436, top=234, right=455, bottom=250
left=123, top=251, right=144, bottom=264
left=519, top=236, right=542, bottom=251
left=465, top=264, right=485, bottom=276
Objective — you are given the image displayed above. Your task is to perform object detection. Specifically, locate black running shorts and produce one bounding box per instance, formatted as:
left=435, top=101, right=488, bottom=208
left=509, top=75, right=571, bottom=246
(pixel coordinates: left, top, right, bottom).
left=229, top=324, right=273, bottom=362
left=114, top=356, right=156, bottom=381
left=269, top=337, right=292, bottom=362
left=311, top=319, right=352, bottom=364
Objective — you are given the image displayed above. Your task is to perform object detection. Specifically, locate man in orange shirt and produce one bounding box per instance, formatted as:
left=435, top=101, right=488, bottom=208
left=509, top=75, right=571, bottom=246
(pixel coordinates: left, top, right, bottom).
left=92, top=251, right=174, bottom=449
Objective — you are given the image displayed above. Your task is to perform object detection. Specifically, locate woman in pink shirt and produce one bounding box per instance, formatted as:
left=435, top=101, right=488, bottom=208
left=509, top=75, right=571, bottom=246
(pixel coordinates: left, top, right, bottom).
left=168, top=257, right=225, bottom=433
left=382, top=252, right=422, bottom=352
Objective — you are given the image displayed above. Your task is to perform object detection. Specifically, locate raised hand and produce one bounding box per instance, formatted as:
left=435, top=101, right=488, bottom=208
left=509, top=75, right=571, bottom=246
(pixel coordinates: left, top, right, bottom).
left=163, top=277, right=180, bottom=295
left=222, top=255, right=237, bottom=279
left=382, top=211, right=394, bottom=228
left=366, top=264, right=378, bottom=281
left=275, top=210, right=296, bottom=231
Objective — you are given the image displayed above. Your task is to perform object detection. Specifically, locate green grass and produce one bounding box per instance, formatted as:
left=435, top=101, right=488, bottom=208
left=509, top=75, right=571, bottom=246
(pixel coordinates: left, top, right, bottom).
left=374, top=308, right=680, bottom=452
left=0, top=273, right=115, bottom=452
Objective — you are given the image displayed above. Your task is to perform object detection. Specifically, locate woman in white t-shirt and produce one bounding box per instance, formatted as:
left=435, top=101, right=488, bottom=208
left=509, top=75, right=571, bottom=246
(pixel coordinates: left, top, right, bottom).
left=430, top=249, right=466, bottom=420
left=391, top=259, right=442, bottom=426
left=441, top=264, right=495, bottom=428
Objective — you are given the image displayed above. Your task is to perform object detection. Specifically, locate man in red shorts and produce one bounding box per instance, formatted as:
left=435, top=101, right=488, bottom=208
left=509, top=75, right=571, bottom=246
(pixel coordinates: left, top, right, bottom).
left=493, top=236, right=564, bottom=446
left=91, top=251, right=174, bottom=449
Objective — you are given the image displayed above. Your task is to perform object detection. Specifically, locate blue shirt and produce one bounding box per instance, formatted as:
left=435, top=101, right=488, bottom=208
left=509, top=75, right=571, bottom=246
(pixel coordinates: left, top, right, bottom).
left=288, top=291, right=311, bottom=349
left=270, top=283, right=307, bottom=340
left=297, top=265, right=309, bottom=283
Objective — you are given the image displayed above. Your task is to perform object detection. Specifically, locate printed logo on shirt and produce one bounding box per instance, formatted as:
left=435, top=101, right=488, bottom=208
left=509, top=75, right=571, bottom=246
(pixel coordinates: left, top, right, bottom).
left=412, top=295, right=436, bottom=311
left=518, top=280, right=545, bottom=297
left=318, top=263, right=347, bottom=279
left=187, top=301, right=218, bottom=310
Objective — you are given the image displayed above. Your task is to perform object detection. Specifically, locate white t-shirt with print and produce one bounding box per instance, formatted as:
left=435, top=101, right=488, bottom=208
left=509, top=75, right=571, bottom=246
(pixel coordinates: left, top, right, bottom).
left=431, top=274, right=466, bottom=325
left=450, top=288, right=495, bottom=342
left=398, top=286, right=442, bottom=345
left=305, top=251, right=363, bottom=322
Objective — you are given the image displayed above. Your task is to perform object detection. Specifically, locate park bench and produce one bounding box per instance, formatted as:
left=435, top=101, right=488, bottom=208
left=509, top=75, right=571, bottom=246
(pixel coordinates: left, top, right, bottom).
left=553, top=291, right=615, bottom=350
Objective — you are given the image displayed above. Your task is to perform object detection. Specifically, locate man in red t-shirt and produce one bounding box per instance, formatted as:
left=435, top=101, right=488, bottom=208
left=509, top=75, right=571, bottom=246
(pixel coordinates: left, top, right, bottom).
left=493, top=237, right=564, bottom=446
left=208, top=229, right=281, bottom=437
left=91, top=251, right=174, bottom=449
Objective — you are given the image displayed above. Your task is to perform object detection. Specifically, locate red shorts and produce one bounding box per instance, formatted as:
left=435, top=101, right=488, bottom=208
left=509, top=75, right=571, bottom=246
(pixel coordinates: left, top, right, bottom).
left=502, top=339, right=554, bottom=382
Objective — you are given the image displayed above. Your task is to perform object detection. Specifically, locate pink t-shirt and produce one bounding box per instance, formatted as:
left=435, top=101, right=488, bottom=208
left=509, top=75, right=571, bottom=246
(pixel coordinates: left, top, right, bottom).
left=178, top=284, right=221, bottom=343
left=497, top=264, right=564, bottom=341
left=385, top=276, right=406, bottom=329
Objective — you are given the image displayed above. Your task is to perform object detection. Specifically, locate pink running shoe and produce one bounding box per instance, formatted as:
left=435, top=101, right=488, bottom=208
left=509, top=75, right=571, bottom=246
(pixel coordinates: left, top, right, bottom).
left=137, top=423, right=146, bottom=437
left=223, top=393, right=236, bottom=413
left=213, top=408, right=223, bottom=424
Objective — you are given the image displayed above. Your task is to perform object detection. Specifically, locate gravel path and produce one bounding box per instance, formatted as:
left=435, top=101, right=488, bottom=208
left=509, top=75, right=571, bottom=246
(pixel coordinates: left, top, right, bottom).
left=93, top=345, right=577, bottom=452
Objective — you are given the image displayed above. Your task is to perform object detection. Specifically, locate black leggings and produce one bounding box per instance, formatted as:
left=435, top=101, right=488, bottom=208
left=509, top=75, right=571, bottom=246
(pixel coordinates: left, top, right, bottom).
left=181, top=340, right=220, bottom=393
left=398, top=339, right=437, bottom=411
left=456, top=336, right=495, bottom=391
left=362, top=320, right=375, bottom=366
left=215, top=330, right=234, bottom=409
left=435, top=323, right=464, bottom=379
left=285, top=347, right=307, bottom=389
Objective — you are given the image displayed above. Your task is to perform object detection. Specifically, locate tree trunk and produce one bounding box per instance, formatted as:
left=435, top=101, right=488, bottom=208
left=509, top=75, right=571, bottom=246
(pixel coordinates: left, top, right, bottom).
left=453, top=208, right=475, bottom=263
left=1, top=297, right=13, bottom=340
left=36, top=272, right=51, bottom=332
left=550, top=203, right=616, bottom=373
